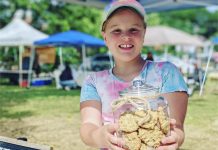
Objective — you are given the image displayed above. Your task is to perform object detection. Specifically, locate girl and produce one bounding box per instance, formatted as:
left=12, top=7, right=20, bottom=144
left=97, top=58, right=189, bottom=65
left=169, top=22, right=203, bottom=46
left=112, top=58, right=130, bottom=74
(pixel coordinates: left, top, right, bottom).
left=80, top=0, right=188, bottom=150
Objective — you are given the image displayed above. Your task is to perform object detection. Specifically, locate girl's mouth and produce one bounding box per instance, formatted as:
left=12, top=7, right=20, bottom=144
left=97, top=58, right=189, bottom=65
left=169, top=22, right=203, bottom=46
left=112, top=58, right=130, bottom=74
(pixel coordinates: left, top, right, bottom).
left=119, top=44, right=134, bottom=50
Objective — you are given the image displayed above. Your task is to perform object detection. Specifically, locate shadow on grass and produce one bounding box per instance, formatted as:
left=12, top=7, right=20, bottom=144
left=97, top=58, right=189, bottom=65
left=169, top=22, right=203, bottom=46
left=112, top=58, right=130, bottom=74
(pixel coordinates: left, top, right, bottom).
left=0, top=109, right=33, bottom=119
left=0, top=85, right=81, bottom=119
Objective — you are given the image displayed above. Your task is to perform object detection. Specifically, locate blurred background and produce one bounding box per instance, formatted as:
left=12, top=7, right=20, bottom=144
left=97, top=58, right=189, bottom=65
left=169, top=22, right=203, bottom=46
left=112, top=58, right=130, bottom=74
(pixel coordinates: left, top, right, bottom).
left=0, top=0, right=218, bottom=150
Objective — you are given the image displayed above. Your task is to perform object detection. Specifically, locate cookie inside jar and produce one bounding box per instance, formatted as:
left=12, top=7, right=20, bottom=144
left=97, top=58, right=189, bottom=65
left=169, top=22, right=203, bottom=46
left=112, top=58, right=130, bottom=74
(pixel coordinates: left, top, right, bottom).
left=111, top=79, right=170, bottom=150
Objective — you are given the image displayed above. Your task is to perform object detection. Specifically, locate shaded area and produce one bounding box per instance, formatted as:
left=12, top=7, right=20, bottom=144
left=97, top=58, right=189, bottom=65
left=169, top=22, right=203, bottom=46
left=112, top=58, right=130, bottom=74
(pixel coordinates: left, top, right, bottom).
left=0, top=85, right=80, bottom=119
left=0, top=110, right=33, bottom=119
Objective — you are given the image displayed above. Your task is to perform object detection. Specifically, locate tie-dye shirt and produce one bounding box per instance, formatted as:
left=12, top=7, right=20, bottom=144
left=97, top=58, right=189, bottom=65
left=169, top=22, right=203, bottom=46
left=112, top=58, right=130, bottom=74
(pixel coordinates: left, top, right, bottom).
left=80, top=61, right=188, bottom=124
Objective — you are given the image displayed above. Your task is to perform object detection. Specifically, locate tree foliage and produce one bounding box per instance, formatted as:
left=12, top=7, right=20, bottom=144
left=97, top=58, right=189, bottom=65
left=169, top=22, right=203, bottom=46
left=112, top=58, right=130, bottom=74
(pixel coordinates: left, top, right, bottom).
left=0, top=1, right=217, bottom=38
left=0, top=0, right=103, bottom=38
left=158, top=8, right=218, bottom=38
left=0, top=0, right=217, bottom=67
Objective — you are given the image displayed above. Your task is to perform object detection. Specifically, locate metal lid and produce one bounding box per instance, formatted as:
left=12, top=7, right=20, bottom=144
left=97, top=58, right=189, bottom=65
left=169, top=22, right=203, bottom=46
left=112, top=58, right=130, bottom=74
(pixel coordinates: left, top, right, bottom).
left=119, top=79, right=159, bottom=97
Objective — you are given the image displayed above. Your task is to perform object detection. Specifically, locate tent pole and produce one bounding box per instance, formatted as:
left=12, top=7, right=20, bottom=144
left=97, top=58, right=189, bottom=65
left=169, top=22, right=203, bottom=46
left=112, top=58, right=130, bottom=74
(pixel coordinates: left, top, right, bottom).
left=27, top=46, right=35, bottom=88
left=108, top=51, right=114, bottom=68
left=82, top=44, right=86, bottom=72
left=19, top=46, right=24, bottom=87
left=59, top=47, right=63, bottom=65
left=4, top=47, right=9, bottom=55
left=199, top=44, right=214, bottom=96
left=13, top=47, right=18, bottom=62
left=164, top=46, right=168, bottom=60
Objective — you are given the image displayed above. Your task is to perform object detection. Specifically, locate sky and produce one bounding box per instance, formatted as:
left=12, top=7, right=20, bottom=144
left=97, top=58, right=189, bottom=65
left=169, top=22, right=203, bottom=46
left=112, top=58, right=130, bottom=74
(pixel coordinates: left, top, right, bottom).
left=206, top=6, right=218, bottom=13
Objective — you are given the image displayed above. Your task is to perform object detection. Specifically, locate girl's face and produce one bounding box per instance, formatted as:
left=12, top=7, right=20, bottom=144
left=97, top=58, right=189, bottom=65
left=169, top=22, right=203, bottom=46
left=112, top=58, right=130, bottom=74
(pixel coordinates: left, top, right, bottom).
left=102, top=9, right=146, bottom=63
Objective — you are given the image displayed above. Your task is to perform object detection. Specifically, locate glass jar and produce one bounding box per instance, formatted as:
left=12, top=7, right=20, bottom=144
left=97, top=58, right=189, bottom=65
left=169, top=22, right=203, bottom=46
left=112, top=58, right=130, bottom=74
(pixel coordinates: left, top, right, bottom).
left=111, top=79, right=170, bottom=150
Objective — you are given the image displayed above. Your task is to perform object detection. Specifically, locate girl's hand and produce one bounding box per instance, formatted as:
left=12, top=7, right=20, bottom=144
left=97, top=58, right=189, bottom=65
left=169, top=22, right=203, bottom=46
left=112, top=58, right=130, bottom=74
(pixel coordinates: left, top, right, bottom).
left=99, top=123, right=126, bottom=150
left=156, top=119, right=179, bottom=150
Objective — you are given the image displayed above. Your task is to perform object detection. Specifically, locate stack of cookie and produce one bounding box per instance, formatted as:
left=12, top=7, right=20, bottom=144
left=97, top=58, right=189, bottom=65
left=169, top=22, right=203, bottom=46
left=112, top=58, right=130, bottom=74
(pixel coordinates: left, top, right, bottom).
left=118, top=107, right=170, bottom=150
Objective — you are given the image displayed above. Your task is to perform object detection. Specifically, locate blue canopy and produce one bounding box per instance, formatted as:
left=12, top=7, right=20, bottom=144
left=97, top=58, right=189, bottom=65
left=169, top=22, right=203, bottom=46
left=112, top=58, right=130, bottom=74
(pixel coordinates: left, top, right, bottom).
left=140, top=0, right=218, bottom=13
left=34, top=30, right=105, bottom=47
left=62, top=0, right=218, bottom=13
left=212, top=37, right=218, bottom=44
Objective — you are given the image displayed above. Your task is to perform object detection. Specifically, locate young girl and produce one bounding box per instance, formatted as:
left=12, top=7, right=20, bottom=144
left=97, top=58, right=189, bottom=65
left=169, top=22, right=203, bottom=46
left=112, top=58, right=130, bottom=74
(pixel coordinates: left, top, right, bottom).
left=80, top=0, right=188, bottom=150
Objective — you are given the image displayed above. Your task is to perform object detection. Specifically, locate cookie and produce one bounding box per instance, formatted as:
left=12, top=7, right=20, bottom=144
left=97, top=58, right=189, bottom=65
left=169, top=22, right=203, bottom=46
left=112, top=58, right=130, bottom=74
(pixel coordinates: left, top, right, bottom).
left=119, top=112, right=139, bottom=132
left=134, top=110, right=151, bottom=126
left=138, top=126, right=164, bottom=148
left=140, top=110, right=158, bottom=129
left=123, top=132, right=141, bottom=150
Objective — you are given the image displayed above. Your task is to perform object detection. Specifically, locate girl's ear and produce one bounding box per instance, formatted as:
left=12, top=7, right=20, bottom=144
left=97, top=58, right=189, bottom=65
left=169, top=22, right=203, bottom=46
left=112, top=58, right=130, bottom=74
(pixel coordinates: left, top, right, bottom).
left=143, top=28, right=146, bottom=39
left=101, top=31, right=107, bottom=41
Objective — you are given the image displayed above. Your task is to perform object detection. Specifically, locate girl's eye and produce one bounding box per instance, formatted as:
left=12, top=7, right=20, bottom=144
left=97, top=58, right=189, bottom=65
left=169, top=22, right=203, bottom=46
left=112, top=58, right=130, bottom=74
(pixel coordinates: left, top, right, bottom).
left=129, top=28, right=139, bottom=33
left=111, top=29, right=121, bottom=34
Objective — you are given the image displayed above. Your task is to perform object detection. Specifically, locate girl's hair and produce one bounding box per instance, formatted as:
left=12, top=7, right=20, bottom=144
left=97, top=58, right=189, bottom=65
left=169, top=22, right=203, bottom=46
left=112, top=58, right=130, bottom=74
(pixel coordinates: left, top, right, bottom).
left=101, top=6, right=147, bottom=32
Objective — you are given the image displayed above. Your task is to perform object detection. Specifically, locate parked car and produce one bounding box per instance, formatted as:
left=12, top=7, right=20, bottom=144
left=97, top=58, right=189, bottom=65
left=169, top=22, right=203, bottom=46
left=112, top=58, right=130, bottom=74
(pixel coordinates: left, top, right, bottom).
left=91, top=54, right=113, bottom=71
left=75, top=54, right=113, bottom=87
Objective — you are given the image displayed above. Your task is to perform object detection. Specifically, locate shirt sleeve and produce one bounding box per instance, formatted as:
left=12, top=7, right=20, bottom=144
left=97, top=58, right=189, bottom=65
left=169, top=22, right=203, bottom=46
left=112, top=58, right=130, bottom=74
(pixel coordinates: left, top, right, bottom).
left=80, top=73, right=101, bottom=103
left=161, top=62, right=188, bottom=94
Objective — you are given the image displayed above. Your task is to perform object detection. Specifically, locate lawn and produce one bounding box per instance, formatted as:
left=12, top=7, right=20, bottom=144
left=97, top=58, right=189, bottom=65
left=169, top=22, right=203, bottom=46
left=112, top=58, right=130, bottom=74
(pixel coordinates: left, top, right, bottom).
left=0, top=78, right=218, bottom=150
left=181, top=78, right=218, bottom=150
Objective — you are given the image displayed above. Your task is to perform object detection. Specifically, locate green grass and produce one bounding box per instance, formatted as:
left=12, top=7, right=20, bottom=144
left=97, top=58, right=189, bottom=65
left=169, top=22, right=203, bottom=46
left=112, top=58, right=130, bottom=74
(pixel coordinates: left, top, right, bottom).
left=0, top=85, right=81, bottom=119
left=186, top=79, right=218, bottom=126
left=0, top=79, right=218, bottom=150
left=181, top=79, right=218, bottom=150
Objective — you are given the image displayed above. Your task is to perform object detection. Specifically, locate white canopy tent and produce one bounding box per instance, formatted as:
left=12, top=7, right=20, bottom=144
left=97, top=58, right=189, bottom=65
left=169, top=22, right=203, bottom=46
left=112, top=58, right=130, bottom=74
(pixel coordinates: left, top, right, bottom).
left=144, top=25, right=205, bottom=64
left=0, top=18, right=48, bottom=46
left=143, top=25, right=212, bottom=96
left=0, top=18, right=48, bottom=87
left=144, top=25, right=205, bottom=59
left=144, top=26, right=204, bottom=47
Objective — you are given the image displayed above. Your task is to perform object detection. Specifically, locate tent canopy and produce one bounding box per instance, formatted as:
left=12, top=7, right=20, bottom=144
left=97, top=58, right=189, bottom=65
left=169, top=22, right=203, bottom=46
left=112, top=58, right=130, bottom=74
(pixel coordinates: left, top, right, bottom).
left=60, top=0, right=218, bottom=12
left=140, top=0, right=218, bottom=13
left=0, top=18, right=48, bottom=88
left=144, top=26, right=204, bottom=46
left=0, top=18, right=48, bottom=46
left=212, top=37, right=218, bottom=44
left=34, top=30, right=105, bottom=47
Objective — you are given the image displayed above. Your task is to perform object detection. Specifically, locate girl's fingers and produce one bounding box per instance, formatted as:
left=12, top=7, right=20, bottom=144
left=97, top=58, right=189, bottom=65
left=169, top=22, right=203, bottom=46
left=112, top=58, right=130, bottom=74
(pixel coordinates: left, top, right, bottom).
left=156, top=143, right=178, bottom=150
left=161, top=131, right=178, bottom=144
left=107, top=123, right=119, bottom=133
left=170, top=118, right=176, bottom=129
left=109, top=134, right=125, bottom=147
left=161, top=136, right=176, bottom=145
left=157, top=124, right=179, bottom=150
left=109, top=144, right=126, bottom=150
left=170, top=118, right=176, bottom=125
left=106, top=123, right=126, bottom=149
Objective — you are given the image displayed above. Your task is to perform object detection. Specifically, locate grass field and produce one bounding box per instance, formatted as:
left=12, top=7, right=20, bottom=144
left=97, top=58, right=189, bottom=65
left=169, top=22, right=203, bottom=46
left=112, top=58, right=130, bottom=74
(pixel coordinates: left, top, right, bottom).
left=0, top=78, right=218, bottom=150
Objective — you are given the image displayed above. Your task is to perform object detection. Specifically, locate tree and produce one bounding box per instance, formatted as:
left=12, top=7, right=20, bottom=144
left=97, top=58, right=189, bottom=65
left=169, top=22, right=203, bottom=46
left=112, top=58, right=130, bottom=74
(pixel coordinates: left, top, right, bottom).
left=0, top=0, right=103, bottom=38
left=158, top=8, right=218, bottom=38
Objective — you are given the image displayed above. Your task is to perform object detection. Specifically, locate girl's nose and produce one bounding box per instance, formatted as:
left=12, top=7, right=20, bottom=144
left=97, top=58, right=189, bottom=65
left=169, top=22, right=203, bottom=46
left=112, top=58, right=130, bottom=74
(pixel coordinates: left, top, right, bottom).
left=121, top=31, right=131, bottom=40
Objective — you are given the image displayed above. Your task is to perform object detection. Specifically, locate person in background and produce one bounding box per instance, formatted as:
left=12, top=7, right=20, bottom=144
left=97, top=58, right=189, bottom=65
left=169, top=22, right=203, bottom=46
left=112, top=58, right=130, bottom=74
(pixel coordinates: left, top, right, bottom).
left=146, top=51, right=154, bottom=61
left=33, top=52, right=41, bottom=77
left=22, top=50, right=41, bottom=77
left=59, top=61, right=77, bottom=90
left=80, top=0, right=188, bottom=150
left=53, top=61, right=77, bottom=90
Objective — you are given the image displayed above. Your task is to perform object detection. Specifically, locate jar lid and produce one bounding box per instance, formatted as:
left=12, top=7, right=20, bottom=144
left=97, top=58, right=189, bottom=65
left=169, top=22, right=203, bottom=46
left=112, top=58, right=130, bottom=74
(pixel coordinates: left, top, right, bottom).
left=119, top=79, right=159, bottom=97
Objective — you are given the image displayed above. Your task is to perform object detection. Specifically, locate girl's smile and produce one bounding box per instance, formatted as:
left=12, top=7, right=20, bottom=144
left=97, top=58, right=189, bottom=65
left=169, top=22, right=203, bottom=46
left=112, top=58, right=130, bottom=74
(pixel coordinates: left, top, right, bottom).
left=119, top=44, right=134, bottom=53
left=102, top=8, right=145, bottom=62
